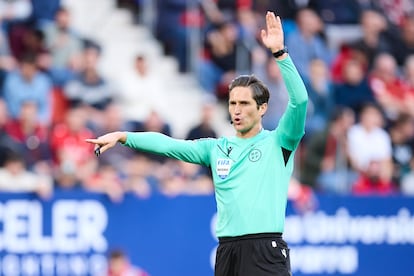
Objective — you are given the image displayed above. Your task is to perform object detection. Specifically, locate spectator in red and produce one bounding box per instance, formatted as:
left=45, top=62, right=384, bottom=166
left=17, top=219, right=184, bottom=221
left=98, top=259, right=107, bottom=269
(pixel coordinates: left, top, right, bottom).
left=331, top=9, right=392, bottom=81
left=330, top=43, right=369, bottom=84
left=50, top=104, right=96, bottom=189
left=369, top=53, right=412, bottom=121
left=5, top=100, right=51, bottom=170
left=352, top=160, right=396, bottom=195
left=347, top=103, right=394, bottom=195
left=403, top=55, right=414, bottom=92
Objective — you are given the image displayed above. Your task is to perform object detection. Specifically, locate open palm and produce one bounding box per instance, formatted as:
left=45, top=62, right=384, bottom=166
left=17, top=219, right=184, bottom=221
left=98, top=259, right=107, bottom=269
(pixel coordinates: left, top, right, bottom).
left=261, top=11, right=284, bottom=53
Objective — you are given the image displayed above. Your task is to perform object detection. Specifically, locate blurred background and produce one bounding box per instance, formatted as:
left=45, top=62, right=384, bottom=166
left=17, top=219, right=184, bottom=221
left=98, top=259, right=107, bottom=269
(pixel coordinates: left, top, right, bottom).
left=0, top=0, right=413, bottom=275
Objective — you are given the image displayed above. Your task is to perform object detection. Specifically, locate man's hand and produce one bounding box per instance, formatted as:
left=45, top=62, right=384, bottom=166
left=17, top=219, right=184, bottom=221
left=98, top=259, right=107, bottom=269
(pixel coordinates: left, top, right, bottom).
left=85, top=131, right=127, bottom=156
left=261, top=11, right=284, bottom=54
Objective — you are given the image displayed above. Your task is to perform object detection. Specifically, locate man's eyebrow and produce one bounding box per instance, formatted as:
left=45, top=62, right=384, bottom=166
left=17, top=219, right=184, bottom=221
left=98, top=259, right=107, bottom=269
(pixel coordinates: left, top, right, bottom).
left=229, top=100, right=251, bottom=103
left=240, top=100, right=250, bottom=104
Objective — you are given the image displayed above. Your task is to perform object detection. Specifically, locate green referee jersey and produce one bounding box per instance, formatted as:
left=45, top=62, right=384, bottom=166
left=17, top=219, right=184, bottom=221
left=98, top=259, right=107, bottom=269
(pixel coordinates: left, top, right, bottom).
left=124, top=56, right=308, bottom=237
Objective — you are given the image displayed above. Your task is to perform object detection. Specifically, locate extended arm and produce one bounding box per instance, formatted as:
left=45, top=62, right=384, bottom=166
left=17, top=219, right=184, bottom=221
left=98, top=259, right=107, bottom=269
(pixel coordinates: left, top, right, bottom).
left=86, top=131, right=212, bottom=166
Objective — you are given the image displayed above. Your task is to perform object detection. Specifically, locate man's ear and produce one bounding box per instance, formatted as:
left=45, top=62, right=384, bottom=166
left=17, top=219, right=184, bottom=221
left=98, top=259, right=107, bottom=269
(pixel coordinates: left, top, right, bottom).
left=259, top=103, right=268, bottom=116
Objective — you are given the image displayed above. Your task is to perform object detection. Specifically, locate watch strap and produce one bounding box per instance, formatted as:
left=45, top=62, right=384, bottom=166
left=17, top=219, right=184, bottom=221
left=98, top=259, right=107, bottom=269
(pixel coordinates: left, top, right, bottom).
left=272, top=46, right=288, bottom=58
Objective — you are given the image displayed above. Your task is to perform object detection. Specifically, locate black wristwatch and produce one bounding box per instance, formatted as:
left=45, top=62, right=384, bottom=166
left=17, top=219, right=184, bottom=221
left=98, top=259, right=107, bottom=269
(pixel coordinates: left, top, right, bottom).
left=272, top=46, right=288, bottom=58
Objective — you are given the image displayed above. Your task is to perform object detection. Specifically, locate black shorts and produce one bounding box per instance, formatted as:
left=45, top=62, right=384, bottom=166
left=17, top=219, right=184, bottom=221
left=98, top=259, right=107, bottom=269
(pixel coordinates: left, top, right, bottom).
left=215, top=233, right=291, bottom=276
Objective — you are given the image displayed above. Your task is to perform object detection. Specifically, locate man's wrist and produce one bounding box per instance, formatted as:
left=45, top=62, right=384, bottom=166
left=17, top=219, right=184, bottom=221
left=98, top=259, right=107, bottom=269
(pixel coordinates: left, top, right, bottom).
left=272, top=46, right=288, bottom=59
left=117, top=131, right=127, bottom=144
left=271, top=46, right=285, bottom=53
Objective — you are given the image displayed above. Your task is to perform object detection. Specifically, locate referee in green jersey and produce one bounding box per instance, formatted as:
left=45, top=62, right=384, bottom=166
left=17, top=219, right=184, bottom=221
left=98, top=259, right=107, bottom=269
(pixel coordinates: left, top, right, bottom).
left=87, top=11, right=308, bottom=276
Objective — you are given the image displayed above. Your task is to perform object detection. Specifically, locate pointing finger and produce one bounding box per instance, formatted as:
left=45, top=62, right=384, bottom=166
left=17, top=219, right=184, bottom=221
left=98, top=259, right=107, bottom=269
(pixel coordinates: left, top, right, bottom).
left=85, top=138, right=100, bottom=144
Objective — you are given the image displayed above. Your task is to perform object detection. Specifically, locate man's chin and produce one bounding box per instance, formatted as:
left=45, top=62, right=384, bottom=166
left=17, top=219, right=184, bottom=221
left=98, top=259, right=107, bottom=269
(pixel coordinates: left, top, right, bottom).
left=233, top=125, right=244, bottom=131
left=235, top=126, right=250, bottom=134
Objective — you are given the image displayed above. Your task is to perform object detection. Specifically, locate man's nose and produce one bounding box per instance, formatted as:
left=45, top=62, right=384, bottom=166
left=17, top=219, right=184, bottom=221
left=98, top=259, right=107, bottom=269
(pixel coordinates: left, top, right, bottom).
left=234, top=105, right=241, bottom=114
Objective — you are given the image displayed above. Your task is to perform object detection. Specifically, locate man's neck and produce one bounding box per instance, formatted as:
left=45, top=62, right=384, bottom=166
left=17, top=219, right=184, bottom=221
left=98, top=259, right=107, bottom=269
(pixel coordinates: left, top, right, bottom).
left=236, top=125, right=263, bottom=139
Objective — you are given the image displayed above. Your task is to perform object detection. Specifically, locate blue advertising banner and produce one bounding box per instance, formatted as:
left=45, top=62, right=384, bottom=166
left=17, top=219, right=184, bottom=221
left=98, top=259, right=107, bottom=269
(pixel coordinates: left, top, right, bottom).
left=0, top=191, right=412, bottom=276
left=285, top=196, right=414, bottom=276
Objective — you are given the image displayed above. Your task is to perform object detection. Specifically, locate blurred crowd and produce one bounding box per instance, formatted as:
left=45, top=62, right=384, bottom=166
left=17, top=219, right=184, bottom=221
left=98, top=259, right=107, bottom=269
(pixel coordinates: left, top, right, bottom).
left=1, top=0, right=414, bottom=202
left=0, top=0, right=215, bottom=202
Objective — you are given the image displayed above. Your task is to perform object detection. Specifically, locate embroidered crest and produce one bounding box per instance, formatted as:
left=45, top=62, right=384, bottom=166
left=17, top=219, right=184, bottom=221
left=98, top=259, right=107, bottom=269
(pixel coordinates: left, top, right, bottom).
left=248, top=149, right=262, bottom=162
left=216, top=158, right=232, bottom=179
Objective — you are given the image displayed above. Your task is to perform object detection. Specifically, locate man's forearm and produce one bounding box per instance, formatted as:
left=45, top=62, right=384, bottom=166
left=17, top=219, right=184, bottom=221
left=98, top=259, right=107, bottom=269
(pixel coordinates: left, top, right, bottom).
left=276, top=55, right=308, bottom=105
left=124, top=132, right=186, bottom=154
left=274, top=55, right=308, bottom=150
left=124, top=132, right=211, bottom=166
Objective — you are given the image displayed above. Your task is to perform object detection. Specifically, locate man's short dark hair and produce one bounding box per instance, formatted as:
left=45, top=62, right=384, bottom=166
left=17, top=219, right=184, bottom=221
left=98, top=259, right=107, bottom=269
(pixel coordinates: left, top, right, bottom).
left=228, top=75, right=270, bottom=107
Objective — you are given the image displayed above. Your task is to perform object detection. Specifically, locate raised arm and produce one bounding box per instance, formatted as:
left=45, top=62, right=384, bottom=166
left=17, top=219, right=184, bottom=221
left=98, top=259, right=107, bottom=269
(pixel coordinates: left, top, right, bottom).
left=261, top=11, right=308, bottom=151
